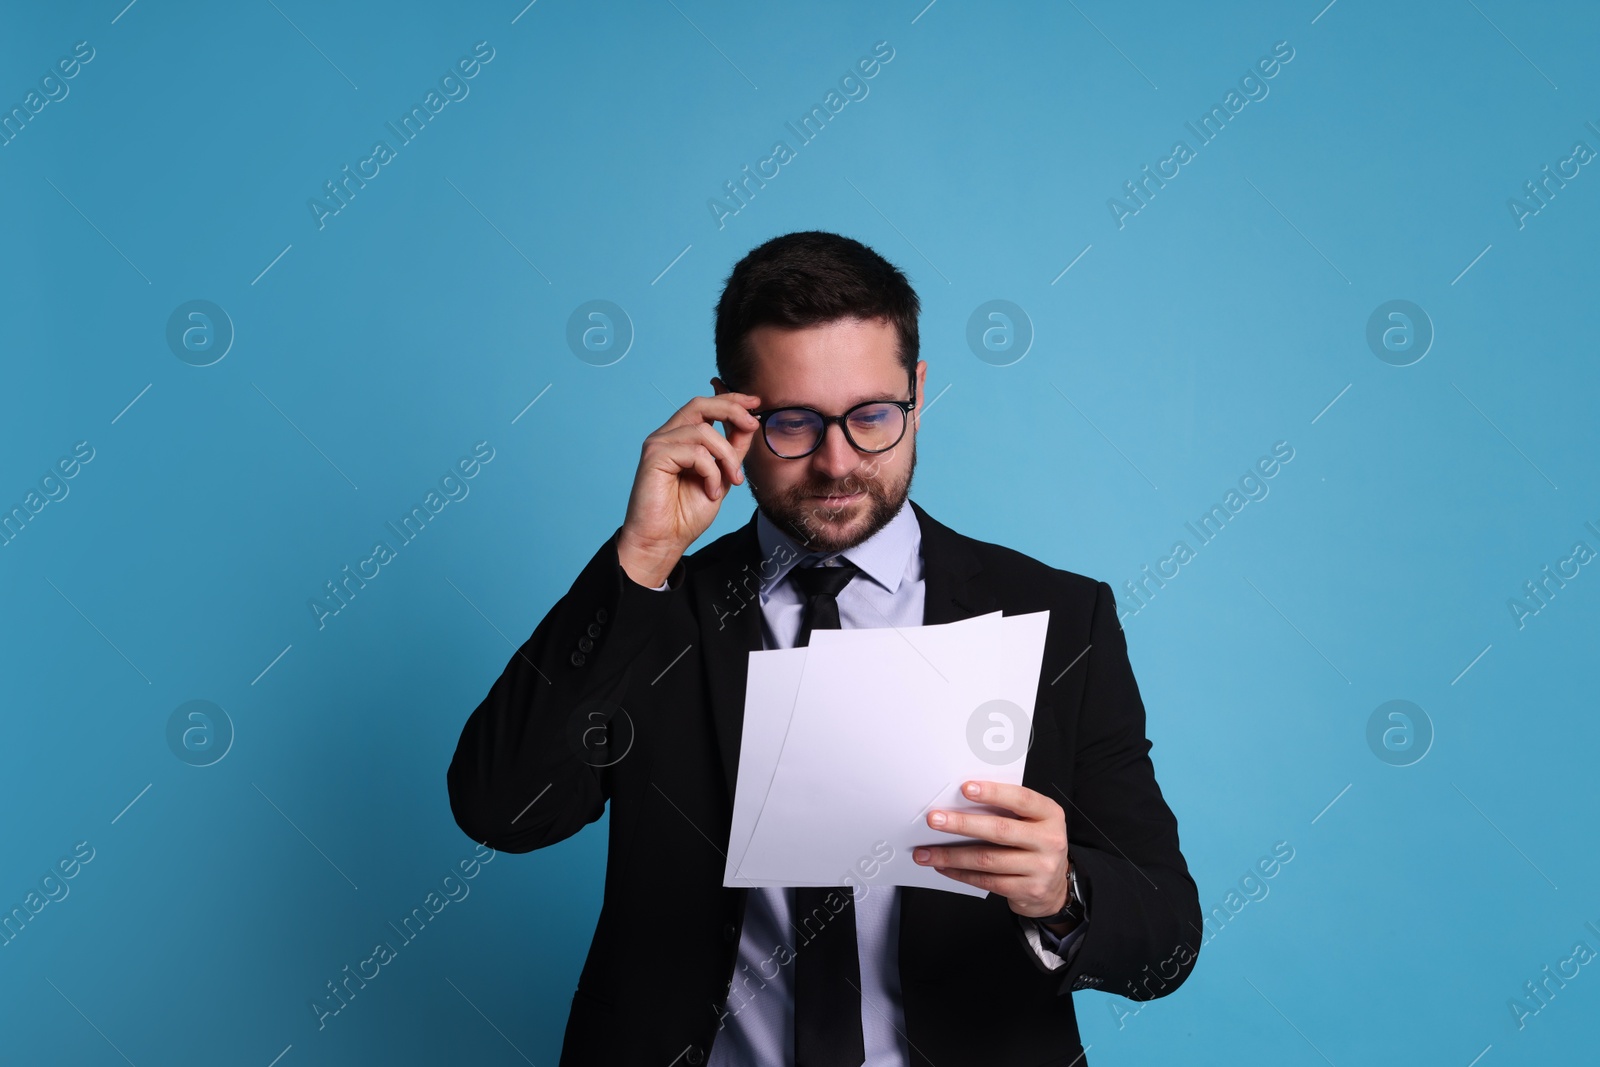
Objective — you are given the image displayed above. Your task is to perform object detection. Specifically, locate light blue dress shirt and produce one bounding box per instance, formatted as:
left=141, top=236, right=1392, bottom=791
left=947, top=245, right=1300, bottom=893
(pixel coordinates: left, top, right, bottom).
left=655, top=497, right=1085, bottom=1065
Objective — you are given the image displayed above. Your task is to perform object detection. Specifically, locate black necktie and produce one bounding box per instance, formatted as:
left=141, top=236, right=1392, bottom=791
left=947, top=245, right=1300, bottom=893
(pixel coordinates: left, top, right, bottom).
left=789, top=555, right=866, bottom=1067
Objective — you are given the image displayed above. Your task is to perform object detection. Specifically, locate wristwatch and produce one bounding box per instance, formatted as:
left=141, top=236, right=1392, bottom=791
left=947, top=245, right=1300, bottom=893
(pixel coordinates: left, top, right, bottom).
left=1035, top=865, right=1085, bottom=927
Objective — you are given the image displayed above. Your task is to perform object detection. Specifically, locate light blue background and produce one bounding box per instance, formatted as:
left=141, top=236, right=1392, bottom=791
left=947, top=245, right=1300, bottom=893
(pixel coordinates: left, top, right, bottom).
left=2, top=1, right=1596, bottom=1064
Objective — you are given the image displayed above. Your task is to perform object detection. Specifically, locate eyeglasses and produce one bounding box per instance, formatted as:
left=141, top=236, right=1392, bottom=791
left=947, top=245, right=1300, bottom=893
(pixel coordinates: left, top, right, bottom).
left=751, top=386, right=917, bottom=459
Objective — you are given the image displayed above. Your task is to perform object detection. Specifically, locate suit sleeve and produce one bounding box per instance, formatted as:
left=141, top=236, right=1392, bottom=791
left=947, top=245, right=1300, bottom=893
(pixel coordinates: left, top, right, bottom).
left=1051, top=580, right=1202, bottom=999
left=446, top=526, right=685, bottom=854
left=1012, top=913, right=1087, bottom=972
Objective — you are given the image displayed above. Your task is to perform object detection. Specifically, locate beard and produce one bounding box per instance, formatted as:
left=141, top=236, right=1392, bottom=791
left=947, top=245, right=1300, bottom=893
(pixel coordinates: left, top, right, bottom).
left=747, top=436, right=917, bottom=556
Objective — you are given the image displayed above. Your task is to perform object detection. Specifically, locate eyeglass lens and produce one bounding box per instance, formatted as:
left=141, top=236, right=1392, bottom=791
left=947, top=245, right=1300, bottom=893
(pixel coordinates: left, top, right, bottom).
left=764, top=403, right=905, bottom=457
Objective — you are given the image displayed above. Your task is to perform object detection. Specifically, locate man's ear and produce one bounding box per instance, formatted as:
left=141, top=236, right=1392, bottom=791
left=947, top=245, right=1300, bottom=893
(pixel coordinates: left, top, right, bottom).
left=711, top=376, right=729, bottom=396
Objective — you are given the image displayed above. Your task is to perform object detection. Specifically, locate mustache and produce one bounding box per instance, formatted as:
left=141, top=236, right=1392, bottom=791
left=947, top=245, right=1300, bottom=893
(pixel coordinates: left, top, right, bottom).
left=795, top=474, right=882, bottom=497
left=803, top=484, right=873, bottom=495
left=794, top=484, right=879, bottom=506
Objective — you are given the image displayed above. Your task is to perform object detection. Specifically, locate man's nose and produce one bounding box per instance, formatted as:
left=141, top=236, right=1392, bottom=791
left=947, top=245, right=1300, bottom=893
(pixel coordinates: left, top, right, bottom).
left=810, top=421, right=861, bottom=478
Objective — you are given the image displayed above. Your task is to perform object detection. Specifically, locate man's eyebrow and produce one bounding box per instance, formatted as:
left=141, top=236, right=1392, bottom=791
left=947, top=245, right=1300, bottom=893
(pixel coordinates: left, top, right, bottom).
left=765, top=391, right=903, bottom=410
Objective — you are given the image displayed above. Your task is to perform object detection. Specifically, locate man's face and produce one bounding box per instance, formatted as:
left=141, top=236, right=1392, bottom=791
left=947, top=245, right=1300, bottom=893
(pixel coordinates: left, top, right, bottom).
left=714, top=316, right=927, bottom=555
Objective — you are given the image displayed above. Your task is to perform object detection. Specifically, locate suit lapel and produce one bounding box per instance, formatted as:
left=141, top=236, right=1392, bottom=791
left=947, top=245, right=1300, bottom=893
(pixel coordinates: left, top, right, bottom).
left=694, top=511, right=766, bottom=807
left=910, top=499, right=995, bottom=626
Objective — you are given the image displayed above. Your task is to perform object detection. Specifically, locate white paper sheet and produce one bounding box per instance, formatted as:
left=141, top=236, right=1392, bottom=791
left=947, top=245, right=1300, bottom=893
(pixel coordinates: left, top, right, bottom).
left=723, top=610, right=1050, bottom=899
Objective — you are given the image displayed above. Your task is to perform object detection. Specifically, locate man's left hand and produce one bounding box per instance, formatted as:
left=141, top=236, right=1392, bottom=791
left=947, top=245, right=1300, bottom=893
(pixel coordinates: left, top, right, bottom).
left=913, top=780, right=1073, bottom=930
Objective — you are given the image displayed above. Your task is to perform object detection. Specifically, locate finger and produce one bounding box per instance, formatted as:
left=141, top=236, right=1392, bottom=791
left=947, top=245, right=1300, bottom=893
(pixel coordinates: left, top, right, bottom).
left=646, top=435, right=713, bottom=477
left=726, top=418, right=758, bottom=466
left=648, top=438, right=725, bottom=500
left=912, top=843, right=1036, bottom=876
left=653, top=423, right=744, bottom=489
left=663, top=393, right=761, bottom=436
left=692, top=422, right=744, bottom=487
left=651, top=426, right=726, bottom=465
left=686, top=444, right=724, bottom=500
left=956, top=780, right=1060, bottom=822
left=927, top=808, right=1032, bottom=848
left=717, top=400, right=761, bottom=464
left=923, top=864, right=1008, bottom=895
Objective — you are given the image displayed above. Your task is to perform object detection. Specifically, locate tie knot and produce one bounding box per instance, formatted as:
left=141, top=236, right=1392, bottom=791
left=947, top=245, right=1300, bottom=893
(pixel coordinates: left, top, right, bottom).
left=791, top=556, right=861, bottom=600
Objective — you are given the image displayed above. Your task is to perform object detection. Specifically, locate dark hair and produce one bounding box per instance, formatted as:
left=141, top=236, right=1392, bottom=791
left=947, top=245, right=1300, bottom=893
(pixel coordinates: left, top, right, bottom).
left=713, top=231, right=920, bottom=395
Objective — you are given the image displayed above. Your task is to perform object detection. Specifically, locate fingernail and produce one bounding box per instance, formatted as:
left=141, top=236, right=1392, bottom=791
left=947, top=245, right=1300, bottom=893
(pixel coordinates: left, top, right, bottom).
left=964, top=782, right=980, bottom=797
left=929, top=811, right=946, bottom=827
left=914, top=848, right=930, bottom=863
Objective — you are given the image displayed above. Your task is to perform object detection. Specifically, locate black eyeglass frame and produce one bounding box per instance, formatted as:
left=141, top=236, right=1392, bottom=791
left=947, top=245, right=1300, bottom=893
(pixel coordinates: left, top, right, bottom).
left=750, top=385, right=918, bottom=459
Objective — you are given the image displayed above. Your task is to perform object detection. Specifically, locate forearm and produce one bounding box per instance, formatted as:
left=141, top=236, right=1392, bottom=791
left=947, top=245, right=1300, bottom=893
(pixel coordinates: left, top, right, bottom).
left=1053, top=844, right=1200, bottom=998
left=1049, top=579, right=1202, bottom=997
left=446, top=528, right=682, bottom=851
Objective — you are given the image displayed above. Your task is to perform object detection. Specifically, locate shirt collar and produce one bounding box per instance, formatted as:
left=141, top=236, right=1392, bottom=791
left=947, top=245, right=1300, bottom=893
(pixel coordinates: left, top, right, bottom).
left=755, top=495, right=919, bottom=596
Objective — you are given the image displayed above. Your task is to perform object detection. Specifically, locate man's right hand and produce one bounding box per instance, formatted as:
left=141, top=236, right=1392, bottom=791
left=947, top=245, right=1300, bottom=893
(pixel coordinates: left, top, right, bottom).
left=616, top=390, right=762, bottom=588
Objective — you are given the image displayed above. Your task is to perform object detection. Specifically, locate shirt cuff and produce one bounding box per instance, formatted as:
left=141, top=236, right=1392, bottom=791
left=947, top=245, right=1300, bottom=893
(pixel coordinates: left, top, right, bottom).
left=1018, top=913, right=1087, bottom=971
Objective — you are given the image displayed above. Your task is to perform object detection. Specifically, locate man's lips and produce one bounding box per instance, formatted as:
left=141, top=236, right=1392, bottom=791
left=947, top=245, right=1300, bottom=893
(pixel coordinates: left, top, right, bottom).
left=812, top=491, right=862, bottom=506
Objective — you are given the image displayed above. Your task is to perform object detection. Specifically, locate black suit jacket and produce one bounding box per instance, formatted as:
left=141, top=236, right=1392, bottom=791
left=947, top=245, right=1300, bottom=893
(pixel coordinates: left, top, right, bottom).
left=448, top=499, right=1201, bottom=1066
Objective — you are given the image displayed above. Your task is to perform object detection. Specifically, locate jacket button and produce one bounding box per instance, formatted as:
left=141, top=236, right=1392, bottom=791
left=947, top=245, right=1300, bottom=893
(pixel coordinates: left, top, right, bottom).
left=595, top=608, right=609, bottom=623
left=686, top=1047, right=704, bottom=1065
left=570, top=651, right=586, bottom=667
left=578, top=636, right=594, bottom=653
left=723, top=923, right=737, bottom=942
left=587, top=622, right=602, bottom=638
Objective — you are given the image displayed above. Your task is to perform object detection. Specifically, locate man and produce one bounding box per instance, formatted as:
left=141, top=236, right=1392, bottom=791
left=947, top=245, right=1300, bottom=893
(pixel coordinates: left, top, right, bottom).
left=448, top=231, right=1201, bottom=1066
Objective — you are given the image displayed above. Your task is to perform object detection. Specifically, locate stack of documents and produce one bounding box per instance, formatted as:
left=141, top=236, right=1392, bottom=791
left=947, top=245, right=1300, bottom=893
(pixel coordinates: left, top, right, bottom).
left=722, top=610, right=1050, bottom=899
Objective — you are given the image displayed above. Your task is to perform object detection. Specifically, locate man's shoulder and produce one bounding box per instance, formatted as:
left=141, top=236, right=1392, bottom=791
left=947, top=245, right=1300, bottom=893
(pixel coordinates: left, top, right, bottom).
left=914, top=501, right=1105, bottom=603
